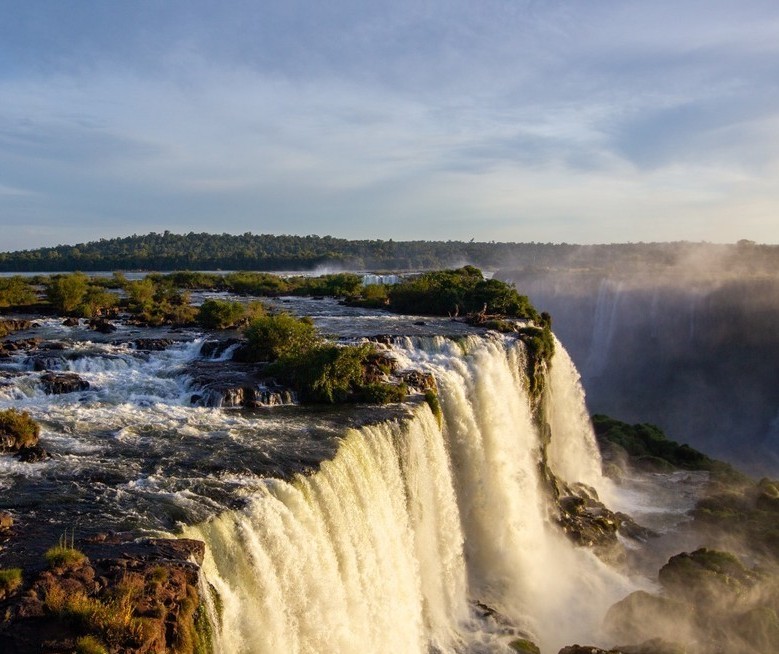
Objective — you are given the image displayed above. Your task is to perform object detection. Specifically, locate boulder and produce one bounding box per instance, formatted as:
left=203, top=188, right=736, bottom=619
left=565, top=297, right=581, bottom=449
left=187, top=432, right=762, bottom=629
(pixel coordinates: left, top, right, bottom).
left=40, top=372, right=90, bottom=395
left=88, top=318, right=117, bottom=333
left=14, top=445, right=50, bottom=463
left=133, top=338, right=175, bottom=351
left=62, top=317, right=79, bottom=327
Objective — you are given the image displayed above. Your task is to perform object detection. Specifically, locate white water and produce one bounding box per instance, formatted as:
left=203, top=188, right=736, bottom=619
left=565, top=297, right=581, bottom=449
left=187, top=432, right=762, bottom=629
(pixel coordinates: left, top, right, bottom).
left=189, top=335, right=637, bottom=653
left=547, top=338, right=613, bottom=502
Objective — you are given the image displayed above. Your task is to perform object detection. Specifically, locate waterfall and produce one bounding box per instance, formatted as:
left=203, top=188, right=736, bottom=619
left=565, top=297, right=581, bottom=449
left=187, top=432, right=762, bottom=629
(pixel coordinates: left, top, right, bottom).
left=547, top=338, right=613, bottom=502
left=585, top=279, right=622, bottom=377
left=186, top=335, right=635, bottom=653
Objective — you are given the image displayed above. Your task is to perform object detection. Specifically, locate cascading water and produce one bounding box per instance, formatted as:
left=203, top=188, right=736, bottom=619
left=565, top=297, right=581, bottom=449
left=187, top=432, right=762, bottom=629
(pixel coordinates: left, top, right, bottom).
left=188, top=335, right=637, bottom=653
left=547, top=338, right=613, bottom=502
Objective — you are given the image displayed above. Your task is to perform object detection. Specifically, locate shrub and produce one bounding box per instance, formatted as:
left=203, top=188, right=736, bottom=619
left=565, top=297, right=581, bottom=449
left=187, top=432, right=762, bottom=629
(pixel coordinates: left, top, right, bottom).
left=198, top=299, right=250, bottom=329
left=387, top=266, right=538, bottom=319
left=355, top=382, right=408, bottom=404
left=0, top=568, right=22, bottom=594
left=0, top=408, right=40, bottom=450
left=46, top=273, right=90, bottom=313
left=243, top=313, right=319, bottom=362
left=0, top=276, right=37, bottom=307
left=126, top=279, right=197, bottom=326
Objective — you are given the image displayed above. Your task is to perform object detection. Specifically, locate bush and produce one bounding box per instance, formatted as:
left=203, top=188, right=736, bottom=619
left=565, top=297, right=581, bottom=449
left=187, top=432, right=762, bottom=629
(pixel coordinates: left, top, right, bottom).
left=0, top=568, right=22, bottom=594
left=46, top=273, right=90, bottom=313
left=355, top=382, right=408, bottom=404
left=243, top=313, right=319, bottom=362
left=0, top=408, right=40, bottom=450
left=198, top=299, right=251, bottom=329
left=0, top=276, right=37, bottom=307
left=126, top=279, right=197, bottom=326
left=387, top=266, right=538, bottom=319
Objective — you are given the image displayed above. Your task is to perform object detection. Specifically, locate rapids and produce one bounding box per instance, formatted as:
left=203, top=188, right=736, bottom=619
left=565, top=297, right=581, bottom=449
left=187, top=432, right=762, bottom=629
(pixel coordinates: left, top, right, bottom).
left=0, top=301, right=700, bottom=652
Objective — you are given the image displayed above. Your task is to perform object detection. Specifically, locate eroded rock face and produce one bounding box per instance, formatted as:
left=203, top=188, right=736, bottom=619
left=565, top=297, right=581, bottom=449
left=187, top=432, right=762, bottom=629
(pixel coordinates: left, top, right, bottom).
left=40, top=372, right=90, bottom=395
left=0, top=536, right=212, bottom=654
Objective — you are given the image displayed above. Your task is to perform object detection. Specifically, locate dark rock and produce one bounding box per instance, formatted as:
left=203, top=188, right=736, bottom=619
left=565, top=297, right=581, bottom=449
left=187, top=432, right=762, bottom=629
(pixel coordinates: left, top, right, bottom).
left=604, top=591, right=691, bottom=645
left=133, top=338, right=175, bottom=351
left=400, top=369, right=436, bottom=391
left=14, top=445, right=50, bottom=463
left=658, top=548, right=756, bottom=606
left=31, top=356, right=66, bottom=371
left=61, top=317, right=79, bottom=327
left=88, top=318, right=117, bottom=333
left=199, top=337, right=242, bottom=359
left=40, top=372, right=90, bottom=395
left=0, top=319, right=34, bottom=337
left=413, top=320, right=427, bottom=326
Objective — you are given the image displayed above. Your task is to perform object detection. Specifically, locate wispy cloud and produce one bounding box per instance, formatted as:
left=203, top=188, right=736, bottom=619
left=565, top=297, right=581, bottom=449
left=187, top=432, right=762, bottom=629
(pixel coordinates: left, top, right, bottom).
left=0, top=0, right=777, bottom=249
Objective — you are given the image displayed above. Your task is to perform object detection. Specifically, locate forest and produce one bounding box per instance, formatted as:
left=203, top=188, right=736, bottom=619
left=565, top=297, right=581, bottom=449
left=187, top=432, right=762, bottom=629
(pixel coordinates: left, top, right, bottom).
left=1, top=232, right=777, bottom=273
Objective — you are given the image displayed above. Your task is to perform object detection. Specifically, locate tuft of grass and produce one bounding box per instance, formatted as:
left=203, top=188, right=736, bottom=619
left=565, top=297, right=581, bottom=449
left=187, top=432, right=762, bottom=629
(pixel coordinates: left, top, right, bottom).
left=0, top=408, right=40, bottom=449
left=0, top=567, right=22, bottom=594
left=45, top=544, right=87, bottom=569
left=75, top=635, right=108, bottom=654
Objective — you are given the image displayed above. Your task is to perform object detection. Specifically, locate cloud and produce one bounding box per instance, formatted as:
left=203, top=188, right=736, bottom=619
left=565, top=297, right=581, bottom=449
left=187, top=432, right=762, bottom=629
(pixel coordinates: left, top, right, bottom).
left=0, top=0, right=778, bottom=249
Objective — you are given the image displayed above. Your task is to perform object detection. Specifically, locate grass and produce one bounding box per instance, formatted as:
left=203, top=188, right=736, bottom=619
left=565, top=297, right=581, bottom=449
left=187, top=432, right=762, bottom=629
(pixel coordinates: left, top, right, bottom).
left=0, top=567, right=22, bottom=594
left=75, top=635, right=108, bottom=654
left=44, top=531, right=87, bottom=568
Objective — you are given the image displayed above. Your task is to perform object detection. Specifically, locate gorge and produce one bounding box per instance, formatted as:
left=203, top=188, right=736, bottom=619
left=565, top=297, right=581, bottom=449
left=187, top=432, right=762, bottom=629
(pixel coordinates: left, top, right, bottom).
left=0, top=273, right=773, bottom=653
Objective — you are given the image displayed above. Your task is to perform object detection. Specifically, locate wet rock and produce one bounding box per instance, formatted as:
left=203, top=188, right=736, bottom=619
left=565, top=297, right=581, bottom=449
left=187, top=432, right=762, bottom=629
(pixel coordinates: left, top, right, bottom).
left=0, top=319, right=34, bottom=337
left=0, top=338, right=42, bottom=358
left=40, top=372, right=90, bottom=395
left=133, top=338, right=175, bottom=351
left=88, top=318, right=117, bottom=333
left=31, top=356, right=66, bottom=371
left=658, top=548, right=756, bottom=606
left=400, top=369, right=436, bottom=391
left=14, top=445, right=50, bottom=463
left=604, top=591, right=691, bottom=646
left=199, top=337, right=242, bottom=359
left=61, top=317, right=79, bottom=327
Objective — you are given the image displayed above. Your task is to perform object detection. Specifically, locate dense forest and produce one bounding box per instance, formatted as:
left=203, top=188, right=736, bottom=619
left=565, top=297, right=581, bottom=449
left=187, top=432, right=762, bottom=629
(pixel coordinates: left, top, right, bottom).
left=0, top=232, right=777, bottom=273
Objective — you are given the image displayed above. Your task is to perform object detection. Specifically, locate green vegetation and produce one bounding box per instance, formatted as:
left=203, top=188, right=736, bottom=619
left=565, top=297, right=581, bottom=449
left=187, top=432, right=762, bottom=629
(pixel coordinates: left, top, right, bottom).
left=197, top=299, right=265, bottom=329
left=242, top=314, right=407, bottom=405
left=0, top=568, right=22, bottom=594
left=2, top=231, right=777, bottom=274
left=424, top=389, right=442, bottom=425
left=75, top=635, right=109, bottom=654
left=45, top=533, right=88, bottom=568
left=125, top=278, right=197, bottom=326
left=0, top=276, right=37, bottom=307
left=387, top=266, right=539, bottom=319
left=243, top=314, right=319, bottom=361
left=508, top=638, right=540, bottom=654
left=0, top=408, right=40, bottom=450
left=45, top=273, right=118, bottom=317
left=592, top=414, right=746, bottom=482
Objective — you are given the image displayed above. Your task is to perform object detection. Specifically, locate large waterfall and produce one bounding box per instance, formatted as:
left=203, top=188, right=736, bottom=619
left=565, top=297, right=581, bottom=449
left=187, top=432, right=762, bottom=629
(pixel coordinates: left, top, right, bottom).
left=186, top=335, right=636, bottom=653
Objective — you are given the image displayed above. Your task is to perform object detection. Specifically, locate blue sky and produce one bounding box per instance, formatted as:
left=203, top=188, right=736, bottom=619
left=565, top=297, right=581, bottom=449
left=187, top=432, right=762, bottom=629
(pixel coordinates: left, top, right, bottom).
left=1, top=0, right=778, bottom=250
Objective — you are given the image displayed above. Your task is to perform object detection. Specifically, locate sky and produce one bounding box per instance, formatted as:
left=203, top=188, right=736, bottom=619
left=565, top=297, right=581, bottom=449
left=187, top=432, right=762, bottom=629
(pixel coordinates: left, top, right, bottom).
left=1, top=0, right=778, bottom=250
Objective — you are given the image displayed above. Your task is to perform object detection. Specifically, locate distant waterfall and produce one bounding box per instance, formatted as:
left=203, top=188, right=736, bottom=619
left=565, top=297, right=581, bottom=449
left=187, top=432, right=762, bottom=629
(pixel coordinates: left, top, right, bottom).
left=547, top=338, right=613, bottom=502
left=585, top=279, right=623, bottom=377
left=187, top=335, right=634, bottom=653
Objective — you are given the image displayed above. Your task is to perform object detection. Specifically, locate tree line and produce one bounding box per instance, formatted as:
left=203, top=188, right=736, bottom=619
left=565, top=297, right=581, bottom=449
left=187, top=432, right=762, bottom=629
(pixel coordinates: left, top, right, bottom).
left=0, top=232, right=777, bottom=273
